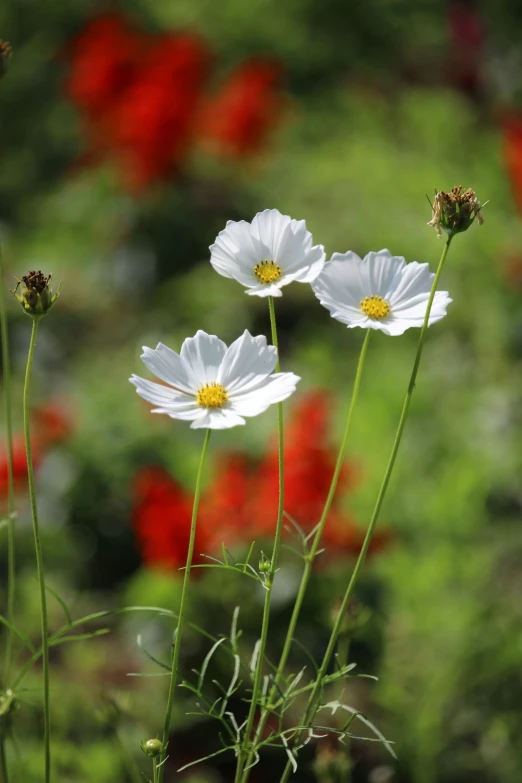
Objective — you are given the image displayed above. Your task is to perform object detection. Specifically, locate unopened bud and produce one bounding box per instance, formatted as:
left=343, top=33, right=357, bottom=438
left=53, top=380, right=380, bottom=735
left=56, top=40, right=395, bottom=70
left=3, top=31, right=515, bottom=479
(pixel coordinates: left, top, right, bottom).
left=0, top=41, right=12, bottom=78
left=12, top=270, right=60, bottom=319
left=427, top=185, right=485, bottom=238
left=141, top=738, right=162, bottom=757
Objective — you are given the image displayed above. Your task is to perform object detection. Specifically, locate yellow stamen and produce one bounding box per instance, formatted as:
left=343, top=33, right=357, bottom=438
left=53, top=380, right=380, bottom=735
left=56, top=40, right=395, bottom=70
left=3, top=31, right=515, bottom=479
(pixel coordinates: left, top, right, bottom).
left=360, top=295, right=390, bottom=319
left=197, top=382, right=228, bottom=408
left=254, top=260, right=281, bottom=284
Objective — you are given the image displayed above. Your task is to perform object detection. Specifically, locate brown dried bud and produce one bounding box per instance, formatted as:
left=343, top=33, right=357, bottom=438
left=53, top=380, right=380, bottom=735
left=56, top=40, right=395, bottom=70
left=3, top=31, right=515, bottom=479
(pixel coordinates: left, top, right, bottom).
left=12, top=270, right=60, bottom=319
left=427, top=186, right=485, bottom=239
left=0, top=41, right=12, bottom=77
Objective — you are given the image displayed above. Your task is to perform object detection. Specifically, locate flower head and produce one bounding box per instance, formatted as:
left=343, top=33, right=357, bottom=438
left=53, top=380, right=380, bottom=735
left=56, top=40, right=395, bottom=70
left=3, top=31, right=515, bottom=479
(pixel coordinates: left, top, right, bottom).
left=12, top=270, right=60, bottom=319
left=427, top=185, right=484, bottom=238
left=209, top=209, right=325, bottom=297
left=130, top=329, right=299, bottom=429
left=312, top=249, right=451, bottom=336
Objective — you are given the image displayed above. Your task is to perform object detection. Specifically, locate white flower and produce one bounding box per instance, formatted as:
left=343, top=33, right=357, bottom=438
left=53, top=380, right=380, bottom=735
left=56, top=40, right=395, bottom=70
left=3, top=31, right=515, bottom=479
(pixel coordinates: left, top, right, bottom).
left=209, top=208, right=325, bottom=297
left=312, top=249, right=451, bottom=336
left=130, top=330, right=300, bottom=430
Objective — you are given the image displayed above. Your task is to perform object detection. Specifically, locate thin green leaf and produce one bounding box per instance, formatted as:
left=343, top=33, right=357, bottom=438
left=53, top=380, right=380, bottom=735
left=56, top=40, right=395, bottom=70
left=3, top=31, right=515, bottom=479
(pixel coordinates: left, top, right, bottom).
left=137, top=634, right=171, bottom=672
left=44, top=583, right=73, bottom=626
left=51, top=629, right=110, bottom=646
left=0, top=614, right=35, bottom=653
left=198, top=637, right=226, bottom=693
left=177, top=746, right=230, bottom=772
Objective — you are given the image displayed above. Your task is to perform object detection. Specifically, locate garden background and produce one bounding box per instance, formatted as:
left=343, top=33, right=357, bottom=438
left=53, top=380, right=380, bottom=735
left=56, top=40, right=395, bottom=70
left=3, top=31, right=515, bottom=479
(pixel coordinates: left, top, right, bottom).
left=1, top=0, right=522, bottom=781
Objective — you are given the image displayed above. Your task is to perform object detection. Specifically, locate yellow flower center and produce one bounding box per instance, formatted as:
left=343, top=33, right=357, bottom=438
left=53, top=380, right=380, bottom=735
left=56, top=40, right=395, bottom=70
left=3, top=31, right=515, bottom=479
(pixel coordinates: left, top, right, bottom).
left=360, top=295, right=391, bottom=319
left=254, top=260, right=281, bottom=284
left=197, top=382, right=228, bottom=408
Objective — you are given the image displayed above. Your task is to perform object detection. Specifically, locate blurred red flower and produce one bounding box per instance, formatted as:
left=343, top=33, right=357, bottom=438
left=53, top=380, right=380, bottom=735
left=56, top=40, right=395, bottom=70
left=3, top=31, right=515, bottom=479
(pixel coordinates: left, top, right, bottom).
left=132, top=465, right=210, bottom=571
left=0, top=433, right=42, bottom=496
left=107, top=33, right=211, bottom=191
left=131, top=391, right=391, bottom=573
left=65, top=14, right=148, bottom=119
left=501, top=110, right=522, bottom=216
left=198, top=58, right=285, bottom=157
left=32, top=402, right=73, bottom=447
left=65, top=15, right=285, bottom=190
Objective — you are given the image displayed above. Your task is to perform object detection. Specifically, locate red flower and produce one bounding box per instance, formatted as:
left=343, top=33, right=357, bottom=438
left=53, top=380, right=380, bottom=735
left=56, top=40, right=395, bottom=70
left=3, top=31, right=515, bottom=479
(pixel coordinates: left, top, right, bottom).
left=65, top=14, right=148, bottom=119
left=250, top=391, right=357, bottom=544
left=198, top=58, right=284, bottom=157
left=501, top=110, right=522, bottom=216
left=132, top=465, right=210, bottom=571
left=0, top=433, right=42, bottom=496
left=31, top=402, right=73, bottom=447
left=108, top=33, right=211, bottom=191
left=131, top=392, right=391, bottom=573
left=65, top=15, right=211, bottom=191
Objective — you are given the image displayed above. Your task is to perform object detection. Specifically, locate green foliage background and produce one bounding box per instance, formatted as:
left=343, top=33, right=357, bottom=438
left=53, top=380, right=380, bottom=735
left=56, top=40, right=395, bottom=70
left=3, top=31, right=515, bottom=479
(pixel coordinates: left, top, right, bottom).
left=1, top=1, right=522, bottom=781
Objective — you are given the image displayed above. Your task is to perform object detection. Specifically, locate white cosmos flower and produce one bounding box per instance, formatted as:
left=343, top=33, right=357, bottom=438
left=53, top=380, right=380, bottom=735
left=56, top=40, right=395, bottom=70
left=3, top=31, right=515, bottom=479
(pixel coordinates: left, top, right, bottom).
left=312, top=249, right=452, bottom=336
left=209, top=208, right=325, bottom=297
left=130, top=330, right=300, bottom=430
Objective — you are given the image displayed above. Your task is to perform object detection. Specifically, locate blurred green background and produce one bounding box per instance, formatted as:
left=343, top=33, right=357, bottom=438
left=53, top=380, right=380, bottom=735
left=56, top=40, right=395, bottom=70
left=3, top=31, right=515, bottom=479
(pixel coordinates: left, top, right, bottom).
left=1, top=1, right=522, bottom=781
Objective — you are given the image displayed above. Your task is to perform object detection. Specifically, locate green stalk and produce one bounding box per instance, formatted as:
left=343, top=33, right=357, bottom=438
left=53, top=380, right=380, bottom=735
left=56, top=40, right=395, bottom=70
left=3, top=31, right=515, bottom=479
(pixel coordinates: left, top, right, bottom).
left=240, top=329, right=372, bottom=783
left=278, top=238, right=453, bottom=783
left=23, top=319, right=51, bottom=783
left=157, top=428, right=211, bottom=783
left=0, top=726, right=8, bottom=783
left=0, top=244, right=16, bottom=688
left=234, top=296, right=286, bottom=783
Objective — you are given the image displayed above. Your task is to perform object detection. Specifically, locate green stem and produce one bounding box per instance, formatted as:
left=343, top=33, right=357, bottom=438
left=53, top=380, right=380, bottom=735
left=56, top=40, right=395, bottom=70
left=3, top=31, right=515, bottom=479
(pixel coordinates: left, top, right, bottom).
left=234, top=296, right=286, bottom=783
left=240, top=329, right=372, bottom=783
left=0, top=726, right=8, bottom=783
left=157, top=428, right=211, bottom=783
left=279, top=238, right=453, bottom=783
left=337, top=633, right=352, bottom=783
left=24, top=319, right=51, bottom=783
left=152, top=758, right=159, bottom=783
left=0, top=244, right=16, bottom=688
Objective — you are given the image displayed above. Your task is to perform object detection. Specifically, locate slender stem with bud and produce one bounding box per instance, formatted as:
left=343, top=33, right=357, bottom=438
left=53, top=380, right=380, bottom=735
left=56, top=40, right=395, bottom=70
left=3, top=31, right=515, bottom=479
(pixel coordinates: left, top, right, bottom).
left=240, top=329, right=372, bottom=783
left=234, top=296, right=286, bottom=783
left=157, top=429, right=211, bottom=783
left=278, top=238, right=453, bottom=783
left=23, top=320, right=51, bottom=783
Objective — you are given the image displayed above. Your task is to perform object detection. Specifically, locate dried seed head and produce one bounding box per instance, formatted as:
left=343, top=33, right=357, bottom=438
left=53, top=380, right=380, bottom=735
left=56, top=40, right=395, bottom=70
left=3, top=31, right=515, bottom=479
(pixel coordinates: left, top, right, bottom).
left=427, top=185, right=485, bottom=238
left=12, top=270, right=61, bottom=319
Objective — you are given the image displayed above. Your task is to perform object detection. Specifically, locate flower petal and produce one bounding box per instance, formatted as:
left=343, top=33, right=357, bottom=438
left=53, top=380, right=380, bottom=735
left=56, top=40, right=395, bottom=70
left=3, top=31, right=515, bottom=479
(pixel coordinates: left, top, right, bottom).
left=210, top=220, right=267, bottom=285
left=365, top=249, right=406, bottom=298
left=140, top=343, right=194, bottom=394
left=217, top=330, right=277, bottom=392
left=190, top=408, right=246, bottom=430
left=251, top=209, right=292, bottom=260
left=180, top=331, right=228, bottom=387
left=130, top=375, right=196, bottom=410
left=228, top=372, right=300, bottom=416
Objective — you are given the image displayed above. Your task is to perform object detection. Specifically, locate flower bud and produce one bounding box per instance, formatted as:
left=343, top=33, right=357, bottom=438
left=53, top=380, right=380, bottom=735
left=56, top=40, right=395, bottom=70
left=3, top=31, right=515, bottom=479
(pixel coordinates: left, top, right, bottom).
left=12, top=270, right=60, bottom=319
left=258, top=556, right=271, bottom=574
left=427, top=185, right=484, bottom=238
left=0, top=41, right=12, bottom=78
left=141, top=738, right=162, bottom=757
